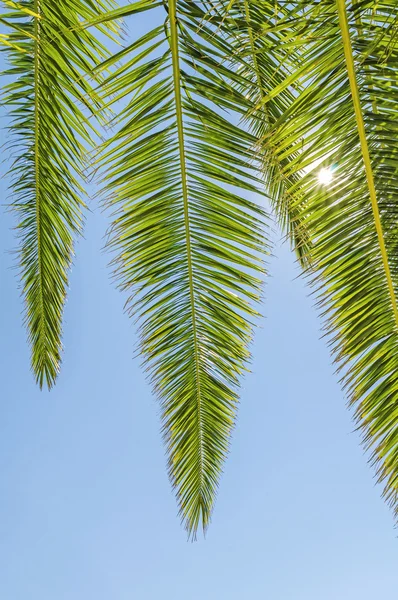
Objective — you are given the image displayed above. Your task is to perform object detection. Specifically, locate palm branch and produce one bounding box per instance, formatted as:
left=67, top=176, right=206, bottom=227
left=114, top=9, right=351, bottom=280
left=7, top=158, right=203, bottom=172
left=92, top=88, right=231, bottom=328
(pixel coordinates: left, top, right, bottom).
left=1, top=0, right=116, bottom=388
left=95, top=0, right=267, bottom=536
left=238, top=0, right=398, bottom=518
left=206, top=0, right=313, bottom=267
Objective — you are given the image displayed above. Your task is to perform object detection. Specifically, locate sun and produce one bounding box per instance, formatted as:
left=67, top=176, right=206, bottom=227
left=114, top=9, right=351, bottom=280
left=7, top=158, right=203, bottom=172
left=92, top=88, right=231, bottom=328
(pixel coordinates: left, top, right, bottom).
left=318, top=167, right=333, bottom=185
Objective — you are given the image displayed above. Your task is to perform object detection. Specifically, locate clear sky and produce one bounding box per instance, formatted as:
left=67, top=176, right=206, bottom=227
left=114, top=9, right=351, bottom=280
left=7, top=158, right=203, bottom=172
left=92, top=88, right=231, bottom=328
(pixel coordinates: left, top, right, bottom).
left=1, top=11, right=397, bottom=600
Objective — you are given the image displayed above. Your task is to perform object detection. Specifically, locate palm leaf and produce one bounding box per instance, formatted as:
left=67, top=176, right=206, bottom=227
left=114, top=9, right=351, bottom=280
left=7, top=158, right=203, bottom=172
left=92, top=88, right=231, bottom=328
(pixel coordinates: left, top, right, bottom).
left=1, top=0, right=116, bottom=387
left=249, top=0, right=398, bottom=518
left=207, top=0, right=313, bottom=266
left=96, top=0, right=267, bottom=536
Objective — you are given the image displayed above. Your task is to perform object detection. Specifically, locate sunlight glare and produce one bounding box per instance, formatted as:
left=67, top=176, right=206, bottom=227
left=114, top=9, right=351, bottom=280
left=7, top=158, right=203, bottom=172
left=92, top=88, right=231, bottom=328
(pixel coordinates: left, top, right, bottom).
left=318, top=167, right=333, bottom=185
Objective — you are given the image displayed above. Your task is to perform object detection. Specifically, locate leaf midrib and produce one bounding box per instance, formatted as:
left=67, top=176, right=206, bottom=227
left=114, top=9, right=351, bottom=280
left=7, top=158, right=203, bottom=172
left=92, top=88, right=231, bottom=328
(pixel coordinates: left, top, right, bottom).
left=34, top=0, right=46, bottom=370
left=168, top=0, right=205, bottom=494
left=336, top=0, right=398, bottom=327
left=242, top=0, right=269, bottom=122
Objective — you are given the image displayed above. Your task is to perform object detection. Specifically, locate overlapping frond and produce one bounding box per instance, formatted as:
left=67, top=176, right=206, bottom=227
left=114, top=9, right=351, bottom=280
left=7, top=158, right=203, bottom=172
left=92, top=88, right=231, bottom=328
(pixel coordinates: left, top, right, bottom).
left=250, top=0, right=398, bottom=517
left=207, top=0, right=312, bottom=266
left=1, top=0, right=116, bottom=387
left=96, top=0, right=267, bottom=535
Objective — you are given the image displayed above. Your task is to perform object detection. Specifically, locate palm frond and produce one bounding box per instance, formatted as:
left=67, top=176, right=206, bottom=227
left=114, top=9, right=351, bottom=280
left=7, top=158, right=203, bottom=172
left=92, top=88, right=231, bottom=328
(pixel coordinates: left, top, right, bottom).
left=207, top=0, right=313, bottom=266
left=1, top=0, right=116, bottom=387
left=96, top=0, right=267, bottom=536
left=254, top=0, right=398, bottom=518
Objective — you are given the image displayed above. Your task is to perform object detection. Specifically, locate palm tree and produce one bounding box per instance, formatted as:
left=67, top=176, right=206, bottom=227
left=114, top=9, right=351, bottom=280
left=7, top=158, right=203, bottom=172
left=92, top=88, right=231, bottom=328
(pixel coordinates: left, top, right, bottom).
left=1, top=0, right=397, bottom=537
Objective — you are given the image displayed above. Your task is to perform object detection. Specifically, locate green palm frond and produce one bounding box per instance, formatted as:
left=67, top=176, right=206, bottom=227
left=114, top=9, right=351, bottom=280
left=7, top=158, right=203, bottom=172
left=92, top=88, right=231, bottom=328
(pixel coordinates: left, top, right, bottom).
left=207, top=0, right=312, bottom=266
left=1, top=0, right=116, bottom=388
left=96, top=0, right=267, bottom=536
left=251, top=0, right=398, bottom=518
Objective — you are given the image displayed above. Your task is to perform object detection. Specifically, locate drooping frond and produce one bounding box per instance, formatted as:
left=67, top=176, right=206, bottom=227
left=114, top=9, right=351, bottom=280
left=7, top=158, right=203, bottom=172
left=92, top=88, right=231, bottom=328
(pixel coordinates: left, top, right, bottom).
left=1, top=0, right=116, bottom=387
left=96, top=0, right=267, bottom=536
left=253, top=0, right=398, bottom=518
left=207, top=0, right=312, bottom=266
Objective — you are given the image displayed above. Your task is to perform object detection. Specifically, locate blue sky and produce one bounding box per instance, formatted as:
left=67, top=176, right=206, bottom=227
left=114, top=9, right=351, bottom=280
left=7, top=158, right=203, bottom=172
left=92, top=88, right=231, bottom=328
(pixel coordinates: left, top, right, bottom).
left=1, top=8, right=398, bottom=600
left=2, top=203, right=398, bottom=598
